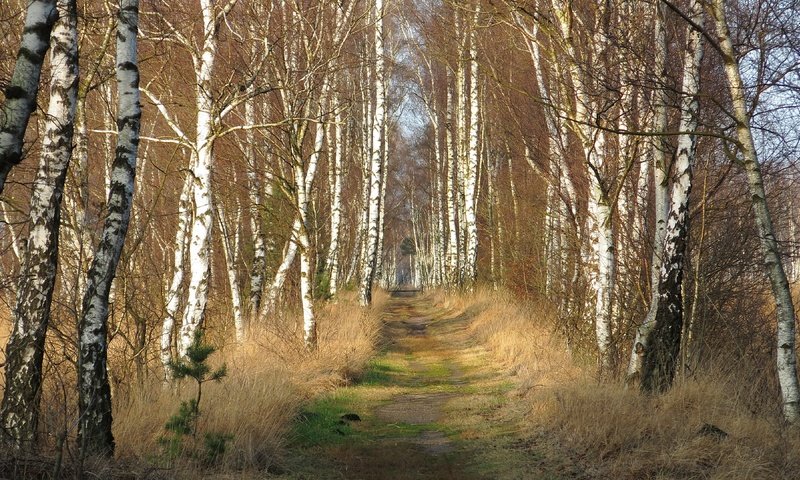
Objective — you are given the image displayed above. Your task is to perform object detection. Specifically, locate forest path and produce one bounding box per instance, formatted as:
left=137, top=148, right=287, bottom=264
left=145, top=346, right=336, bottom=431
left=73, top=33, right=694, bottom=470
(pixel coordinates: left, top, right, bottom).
left=278, top=291, right=574, bottom=479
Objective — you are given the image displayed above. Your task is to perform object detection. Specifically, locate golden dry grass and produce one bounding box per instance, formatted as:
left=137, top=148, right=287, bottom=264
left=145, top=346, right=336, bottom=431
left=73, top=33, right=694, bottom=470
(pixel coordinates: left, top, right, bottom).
left=0, top=290, right=383, bottom=477
left=93, top=290, right=385, bottom=474
left=438, top=287, right=800, bottom=480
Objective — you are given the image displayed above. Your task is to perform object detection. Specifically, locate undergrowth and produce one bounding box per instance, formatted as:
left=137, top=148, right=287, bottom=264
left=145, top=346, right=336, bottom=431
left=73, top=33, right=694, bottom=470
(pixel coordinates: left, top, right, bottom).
left=109, top=290, right=384, bottom=476
left=0, top=291, right=385, bottom=478
left=434, top=288, right=800, bottom=480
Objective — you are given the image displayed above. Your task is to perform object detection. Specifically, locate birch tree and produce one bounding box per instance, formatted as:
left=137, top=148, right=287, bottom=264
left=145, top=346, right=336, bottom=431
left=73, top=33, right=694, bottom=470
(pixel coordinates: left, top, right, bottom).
left=176, top=0, right=224, bottom=358
left=327, top=109, right=345, bottom=296
left=641, top=0, right=705, bottom=393
left=547, top=0, right=617, bottom=370
left=627, top=0, right=670, bottom=382
left=150, top=0, right=248, bottom=369
left=0, top=0, right=58, bottom=193
left=709, top=0, right=800, bottom=422
left=360, top=0, right=387, bottom=306
left=217, top=199, right=245, bottom=342
left=462, top=4, right=480, bottom=285
left=77, top=0, right=141, bottom=456
left=0, top=0, right=78, bottom=449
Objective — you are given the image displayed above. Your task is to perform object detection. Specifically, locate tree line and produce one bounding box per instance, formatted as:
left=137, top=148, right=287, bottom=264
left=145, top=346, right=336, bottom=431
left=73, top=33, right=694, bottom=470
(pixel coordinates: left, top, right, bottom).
left=0, top=0, right=396, bottom=458
left=400, top=0, right=800, bottom=422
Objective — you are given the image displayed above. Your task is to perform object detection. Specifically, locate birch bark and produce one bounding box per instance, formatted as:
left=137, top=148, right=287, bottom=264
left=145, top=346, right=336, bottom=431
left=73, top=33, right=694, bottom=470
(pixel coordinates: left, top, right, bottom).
left=359, top=0, right=386, bottom=306
left=627, top=0, right=670, bottom=381
left=327, top=109, right=344, bottom=296
left=642, top=0, right=704, bottom=393
left=0, top=0, right=58, bottom=192
left=178, top=0, right=219, bottom=357
left=0, top=0, right=78, bottom=449
left=217, top=201, right=244, bottom=341
left=463, top=5, right=480, bottom=284
left=161, top=174, right=191, bottom=380
left=77, top=0, right=141, bottom=456
left=710, top=0, right=800, bottom=422
left=551, top=0, right=616, bottom=371
left=296, top=90, right=327, bottom=347
left=445, top=74, right=460, bottom=285
left=245, top=94, right=268, bottom=320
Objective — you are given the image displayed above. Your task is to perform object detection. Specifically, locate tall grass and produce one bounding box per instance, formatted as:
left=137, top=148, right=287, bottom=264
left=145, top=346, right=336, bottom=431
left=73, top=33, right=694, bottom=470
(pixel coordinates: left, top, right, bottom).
left=0, top=290, right=385, bottom=477
left=114, top=290, right=385, bottom=472
left=441, top=288, right=800, bottom=479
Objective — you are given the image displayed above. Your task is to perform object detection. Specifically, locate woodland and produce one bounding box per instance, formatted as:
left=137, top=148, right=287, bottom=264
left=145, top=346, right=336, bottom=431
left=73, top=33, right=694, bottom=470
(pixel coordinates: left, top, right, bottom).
left=1, top=0, right=800, bottom=478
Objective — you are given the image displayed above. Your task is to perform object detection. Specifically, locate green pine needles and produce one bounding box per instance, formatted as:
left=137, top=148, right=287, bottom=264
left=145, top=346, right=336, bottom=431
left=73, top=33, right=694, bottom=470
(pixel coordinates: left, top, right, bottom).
left=160, top=331, right=231, bottom=465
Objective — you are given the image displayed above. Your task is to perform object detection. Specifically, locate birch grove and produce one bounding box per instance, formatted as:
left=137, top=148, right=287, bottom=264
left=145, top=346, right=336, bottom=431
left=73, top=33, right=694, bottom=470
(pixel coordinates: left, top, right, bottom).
left=402, top=0, right=800, bottom=420
left=2, top=0, right=800, bottom=460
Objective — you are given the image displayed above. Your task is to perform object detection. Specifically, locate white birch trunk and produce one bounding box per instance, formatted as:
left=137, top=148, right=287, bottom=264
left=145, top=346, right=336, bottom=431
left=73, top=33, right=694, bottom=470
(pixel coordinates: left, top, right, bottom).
left=0, top=0, right=58, bottom=192
left=327, top=109, right=344, bottom=296
left=445, top=75, right=460, bottom=285
left=375, top=115, right=389, bottom=283
left=359, top=0, right=386, bottom=306
left=161, top=174, right=192, bottom=381
left=433, top=117, right=445, bottom=285
left=298, top=226, right=315, bottom=347
left=295, top=92, right=326, bottom=347
left=641, top=0, right=704, bottom=392
left=0, top=0, right=77, bottom=449
left=710, top=0, right=800, bottom=422
left=245, top=94, right=268, bottom=319
left=627, top=0, right=670, bottom=381
left=77, top=0, right=141, bottom=455
left=178, top=0, right=219, bottom=357
left=217, top=201, right=244, bottom=342
left=455, top=30, right=468, bottom=282
left=463, top=6, right=480, bottom=284
left=586, top=130, right=615, bottom=372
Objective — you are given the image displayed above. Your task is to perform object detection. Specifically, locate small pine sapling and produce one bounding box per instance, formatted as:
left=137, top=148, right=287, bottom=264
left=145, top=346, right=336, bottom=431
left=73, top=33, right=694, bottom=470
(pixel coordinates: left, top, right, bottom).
left=160, top=331, right=230, bottom=463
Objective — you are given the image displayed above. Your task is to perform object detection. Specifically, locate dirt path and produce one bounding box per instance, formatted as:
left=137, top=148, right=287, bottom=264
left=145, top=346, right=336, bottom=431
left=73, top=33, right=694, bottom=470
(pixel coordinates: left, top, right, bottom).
left=278, top=292, right=571, bottom=479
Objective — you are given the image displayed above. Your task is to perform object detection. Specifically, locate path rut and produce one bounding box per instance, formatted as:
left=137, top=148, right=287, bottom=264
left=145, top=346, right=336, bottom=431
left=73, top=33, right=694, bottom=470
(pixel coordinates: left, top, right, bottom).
left=280, top=292, right=568, bottom=479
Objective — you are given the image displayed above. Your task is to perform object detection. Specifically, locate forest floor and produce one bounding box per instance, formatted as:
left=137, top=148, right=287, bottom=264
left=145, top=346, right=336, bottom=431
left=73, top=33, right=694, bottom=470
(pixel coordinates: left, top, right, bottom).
left=276, top=291, right=581, bottom=479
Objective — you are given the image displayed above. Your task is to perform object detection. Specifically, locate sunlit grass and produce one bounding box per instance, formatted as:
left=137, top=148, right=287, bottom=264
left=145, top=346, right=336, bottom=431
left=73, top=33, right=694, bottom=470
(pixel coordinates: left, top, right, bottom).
left=110, top=290, right=388, bottom=474
left=445, top=287, right=800, bottom=479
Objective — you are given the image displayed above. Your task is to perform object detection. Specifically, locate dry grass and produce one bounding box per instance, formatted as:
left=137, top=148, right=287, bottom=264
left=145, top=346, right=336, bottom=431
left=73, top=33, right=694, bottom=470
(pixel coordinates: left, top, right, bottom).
left=114, top=290, right=385, bottom=473
left=439, top=288, right=800, bottom=479
left=0, top=289, right=385, bottom=477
